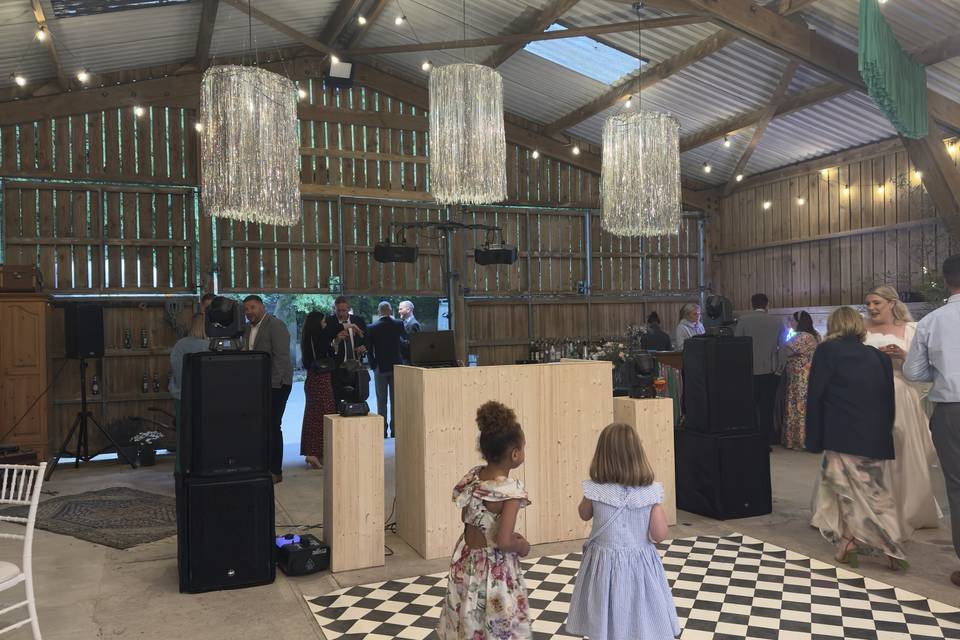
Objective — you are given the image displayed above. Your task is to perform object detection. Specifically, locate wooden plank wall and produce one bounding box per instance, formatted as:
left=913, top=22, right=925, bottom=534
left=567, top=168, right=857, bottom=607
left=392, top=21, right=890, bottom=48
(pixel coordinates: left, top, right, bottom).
left=714, top=139, right=960, bottom=310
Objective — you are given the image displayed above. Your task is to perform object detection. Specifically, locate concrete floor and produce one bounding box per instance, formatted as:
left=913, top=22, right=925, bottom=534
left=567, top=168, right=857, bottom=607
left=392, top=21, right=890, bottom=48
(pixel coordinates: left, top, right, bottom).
left=3, top=388, right=959, bottom=638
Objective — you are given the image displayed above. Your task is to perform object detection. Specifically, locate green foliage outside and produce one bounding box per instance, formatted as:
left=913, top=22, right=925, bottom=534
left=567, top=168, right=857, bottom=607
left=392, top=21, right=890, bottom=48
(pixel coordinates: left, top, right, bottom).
left=918, top=267, right=949, bottom=309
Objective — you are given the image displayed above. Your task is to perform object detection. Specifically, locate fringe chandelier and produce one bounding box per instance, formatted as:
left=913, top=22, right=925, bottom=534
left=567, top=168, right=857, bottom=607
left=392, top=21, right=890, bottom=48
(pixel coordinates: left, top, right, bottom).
left=199, top=65, right=301, bottom=226
left=428, top=63, right=507, bottom=205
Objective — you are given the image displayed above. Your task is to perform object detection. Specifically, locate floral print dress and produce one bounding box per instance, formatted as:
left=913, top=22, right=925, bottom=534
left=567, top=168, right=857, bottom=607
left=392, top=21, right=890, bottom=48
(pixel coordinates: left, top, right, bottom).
left=782, top=331, right=819, bottom=450
left=436, top=467, right=532, bottom=640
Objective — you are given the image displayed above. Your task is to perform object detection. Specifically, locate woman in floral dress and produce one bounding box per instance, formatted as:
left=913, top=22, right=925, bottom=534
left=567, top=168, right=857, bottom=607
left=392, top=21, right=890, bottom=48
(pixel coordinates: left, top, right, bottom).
left=782, top=310, right=820, bottom=450
left=437, top=401, right=532, bottom=640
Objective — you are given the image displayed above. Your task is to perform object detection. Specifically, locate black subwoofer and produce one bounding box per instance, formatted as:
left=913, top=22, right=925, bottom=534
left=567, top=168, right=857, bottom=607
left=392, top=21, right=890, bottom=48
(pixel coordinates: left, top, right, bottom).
left=675, top=429, right=772, bottom=520
left=179, top=351, right=272, bottom=477
left=176, top=473, right=275, bottom=593
left=64, top=304, right=104, bottom=359
left=682, top=335, right=756, bottom=433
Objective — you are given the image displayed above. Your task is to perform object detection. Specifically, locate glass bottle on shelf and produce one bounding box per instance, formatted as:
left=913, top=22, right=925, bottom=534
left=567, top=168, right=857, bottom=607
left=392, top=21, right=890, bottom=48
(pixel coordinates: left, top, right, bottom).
left=91, top=375, right=100, bottom=396
left=123, top=329, right=132, bottom=349
left=142, top=373, right=149, bottom=394
left=153, top=373, right=160, bottom=393
left=140, top=329, right=149, bottom=349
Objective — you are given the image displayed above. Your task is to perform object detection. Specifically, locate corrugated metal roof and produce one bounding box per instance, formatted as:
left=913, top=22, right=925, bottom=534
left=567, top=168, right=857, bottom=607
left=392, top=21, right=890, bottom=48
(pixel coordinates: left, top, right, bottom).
left=0, top=2, right=56, bottom=89
left=210, top=0, right=340, bottom=59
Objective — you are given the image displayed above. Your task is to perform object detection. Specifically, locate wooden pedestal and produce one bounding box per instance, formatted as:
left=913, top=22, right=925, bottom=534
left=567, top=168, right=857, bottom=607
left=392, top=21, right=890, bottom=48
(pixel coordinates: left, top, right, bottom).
left=613, top=397, right=677, bottom=526
left=395, top=361, right=614, bottom=560
left=322, top=414, right=384, bottom=572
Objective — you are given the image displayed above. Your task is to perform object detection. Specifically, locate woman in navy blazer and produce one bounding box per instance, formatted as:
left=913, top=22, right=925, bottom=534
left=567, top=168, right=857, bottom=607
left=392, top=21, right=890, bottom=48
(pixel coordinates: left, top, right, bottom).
left=807, top=306, right=906, bottom=570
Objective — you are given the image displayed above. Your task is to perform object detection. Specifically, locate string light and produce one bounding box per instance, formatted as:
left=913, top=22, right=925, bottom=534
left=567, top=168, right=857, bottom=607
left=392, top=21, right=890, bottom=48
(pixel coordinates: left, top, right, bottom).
left=877, top=184, right=885, bottom=194
left=915, top=170, right=923, bottom=179
left=194, top=122, right=203, bottom=132
left=12, top=73, right=26, bottom=87
left=357, top=15, right=367, bottom=25
left=572, top=145, right=581, bottom=156
left=797, top=197, right=805, bottom=205
left=820, top=168, right=830, bottom=176
left=625, top=96, right=633, bottom=108
left=36, top=26, right=47, bottom=41
left=948, top=143, right=958, bottom=155
left=297, top=88, right=307, bottom=99
left=77, top=69, right=89, bottom=83
left=735, top=174, right=743, bottom=182
left=134, top=106, right=145, bottom=117
left=723, top=136, right=731, bottom=148
left=531, top=150, right=540, bottom=159
left=762, top=201, right=772, bottom=210
left=421, top=60, right=432, bottom=72
left=395, top=15, right=406, bottom=25
left=703, top=162, right=712, bottom=174
left=842, top=185, right=850, bottom=196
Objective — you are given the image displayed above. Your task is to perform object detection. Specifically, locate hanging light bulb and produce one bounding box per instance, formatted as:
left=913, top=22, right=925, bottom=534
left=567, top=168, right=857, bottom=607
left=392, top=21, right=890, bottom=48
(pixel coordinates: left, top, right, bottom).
left=723, top=136, right=731, bottom=148
left=948, top=143, right=958, bottom=155
left=572, top=145, right=581, bottom=156
left=77, top=69, right=90, bottom=83
left=762, top=201, right=772, bottom=210
left=134, top=106, right=145, bottom=117
left=421, top=60, right=432, bottom=72
left=703, top=162, right=712, bottom=174
left=531, top=150, right=540, bottom=159
left=194, top=122, right=203, bottom=132
left=797, top=197, right=805, bottom=205
left=915, top=170, right=923, bottom=179
left=625, top=95, right=633, bottom=108
left=395, top=15, right=406, bottom=25
left=357, top=15, right=367, bottom=25
left=877, top=184, right=885, bottom=194
left=735, top=174, right=744, bottom=182
left=36, top=26, right=47, bottom=41
left=12, top=73, right=27, bottom=87
left=297, top=88, right=307, bottom=99
left=842, top=185, right=850, bottom=196
left=821, top=168, right=830, bottom=175
left=331, top=54, right=340, bottom=65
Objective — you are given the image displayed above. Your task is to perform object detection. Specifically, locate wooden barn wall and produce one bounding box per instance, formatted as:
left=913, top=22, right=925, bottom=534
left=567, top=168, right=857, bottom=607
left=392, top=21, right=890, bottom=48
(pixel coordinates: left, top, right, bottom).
left=713, top=139, right=960, bottom=310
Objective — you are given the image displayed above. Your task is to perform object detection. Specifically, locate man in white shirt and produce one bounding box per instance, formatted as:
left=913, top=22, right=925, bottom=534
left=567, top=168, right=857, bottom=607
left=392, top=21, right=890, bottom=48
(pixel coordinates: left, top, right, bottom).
left=904, top=254, right=960, bottom=588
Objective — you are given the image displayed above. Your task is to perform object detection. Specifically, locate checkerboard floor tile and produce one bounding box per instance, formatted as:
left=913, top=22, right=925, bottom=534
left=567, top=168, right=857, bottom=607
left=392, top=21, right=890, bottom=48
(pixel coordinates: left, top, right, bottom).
left=305, top=534, right=960, bottom=639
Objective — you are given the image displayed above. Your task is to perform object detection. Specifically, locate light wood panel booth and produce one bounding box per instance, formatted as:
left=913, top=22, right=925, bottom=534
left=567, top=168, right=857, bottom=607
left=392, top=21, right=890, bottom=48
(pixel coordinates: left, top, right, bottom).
left=0, top=295, right=51, bottom=460
left=323, top=413, right=385, bottom=572
left=613, top=397, right=677, bottom=526
left=395, top=360, right=613, bottom=560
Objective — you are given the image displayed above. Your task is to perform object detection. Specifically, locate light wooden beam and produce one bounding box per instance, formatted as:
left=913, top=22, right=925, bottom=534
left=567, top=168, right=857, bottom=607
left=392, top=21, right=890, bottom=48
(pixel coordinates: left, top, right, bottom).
left=482, top=0, right=582, bottom=69
left=772, top=0, right=822, bottom=15
left=722, top=61, right=799, bottom=196
left=912, top=33, right=960, bottom=66
left=345, top=0, right=389, bottom=49
left=542, top=30, right=737, bottom=136
left=319, top=0, right=364, bottom=46
left=29, top=0, right=69, bottom=91
left=195, top=0, right=220, bottom=69
left=901, top=118, right=960, bottom=240
left=346, top=17, right=705, bottom=56
left=220, top=0, right=335, bottom=55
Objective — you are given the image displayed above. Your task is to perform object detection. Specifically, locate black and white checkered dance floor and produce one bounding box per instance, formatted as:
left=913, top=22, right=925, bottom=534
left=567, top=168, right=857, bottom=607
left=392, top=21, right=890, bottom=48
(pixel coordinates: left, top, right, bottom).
left=305, top=534, right=960, bottom=639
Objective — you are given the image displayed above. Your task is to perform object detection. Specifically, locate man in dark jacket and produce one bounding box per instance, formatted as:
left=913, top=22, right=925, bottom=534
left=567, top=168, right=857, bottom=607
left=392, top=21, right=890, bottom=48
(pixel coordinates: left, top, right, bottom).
left=367, top=301, right=407, bottom=438
left=323, top=296, right=368, bottom=406
left=398, top=300, right=421, bottom=364
left=640, top=311, right=673, bottom=351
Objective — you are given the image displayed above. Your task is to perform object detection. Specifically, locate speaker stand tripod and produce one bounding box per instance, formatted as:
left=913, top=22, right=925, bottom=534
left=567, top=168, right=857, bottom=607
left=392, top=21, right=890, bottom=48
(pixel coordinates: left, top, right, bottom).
left=46, top=358, right=137, bottom=481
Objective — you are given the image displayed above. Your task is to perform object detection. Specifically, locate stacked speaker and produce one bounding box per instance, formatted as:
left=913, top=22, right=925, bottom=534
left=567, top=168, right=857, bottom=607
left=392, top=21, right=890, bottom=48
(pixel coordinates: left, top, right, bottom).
left=676, top=335, right=772, bottom=520
left=176, top=350, right=276, bottom=593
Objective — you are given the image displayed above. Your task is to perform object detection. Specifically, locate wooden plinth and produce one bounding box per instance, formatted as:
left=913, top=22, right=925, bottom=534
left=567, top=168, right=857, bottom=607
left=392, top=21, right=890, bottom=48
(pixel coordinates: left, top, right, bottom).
left=322, top=413, right=384, bottom=572
left=613, top=397, right=677, bottom=525
left=395, top=361, right=614, bottom=560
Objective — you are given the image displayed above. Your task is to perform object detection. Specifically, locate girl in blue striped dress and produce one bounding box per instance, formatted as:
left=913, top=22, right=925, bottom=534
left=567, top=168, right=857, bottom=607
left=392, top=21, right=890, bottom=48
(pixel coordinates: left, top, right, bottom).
left=565, top=423, right=680, bottom=640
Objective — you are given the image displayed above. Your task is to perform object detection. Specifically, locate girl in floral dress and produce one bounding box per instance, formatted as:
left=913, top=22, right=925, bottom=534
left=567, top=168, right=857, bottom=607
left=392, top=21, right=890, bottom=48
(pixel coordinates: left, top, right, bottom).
left=437, top=401, right=532, bottom=640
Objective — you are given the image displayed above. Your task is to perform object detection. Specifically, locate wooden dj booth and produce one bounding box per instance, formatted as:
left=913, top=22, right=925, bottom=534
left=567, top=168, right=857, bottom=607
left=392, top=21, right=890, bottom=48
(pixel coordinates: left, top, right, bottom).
left=394, top=360, right=613, bottom=560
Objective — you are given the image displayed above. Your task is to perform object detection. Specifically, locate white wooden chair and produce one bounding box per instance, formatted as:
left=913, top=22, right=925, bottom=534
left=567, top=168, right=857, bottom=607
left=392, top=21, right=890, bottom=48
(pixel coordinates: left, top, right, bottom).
left=0, top=463, right=46, bottom=639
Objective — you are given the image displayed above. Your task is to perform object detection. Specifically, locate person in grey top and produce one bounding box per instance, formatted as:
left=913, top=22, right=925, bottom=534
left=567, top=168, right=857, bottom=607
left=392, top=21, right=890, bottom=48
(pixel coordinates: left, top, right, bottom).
left=169, top=313, right=209, bottom=416
left=398, top=300, right=421, bottom=364
left=243, top=295, right=293, bottom=483
left=904, top=254, right=960, bottom=588
left=735, top=293, right=786, bottom=445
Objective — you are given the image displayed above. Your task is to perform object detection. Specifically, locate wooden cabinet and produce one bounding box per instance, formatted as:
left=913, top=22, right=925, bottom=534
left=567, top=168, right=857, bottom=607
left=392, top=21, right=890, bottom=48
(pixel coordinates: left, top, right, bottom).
left=0, top=295, right=51, bottom=460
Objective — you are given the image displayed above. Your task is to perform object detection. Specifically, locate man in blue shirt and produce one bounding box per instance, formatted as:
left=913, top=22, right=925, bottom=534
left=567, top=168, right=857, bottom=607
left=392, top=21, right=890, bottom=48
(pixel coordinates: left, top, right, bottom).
left=904, top=254, right=960, bottom=588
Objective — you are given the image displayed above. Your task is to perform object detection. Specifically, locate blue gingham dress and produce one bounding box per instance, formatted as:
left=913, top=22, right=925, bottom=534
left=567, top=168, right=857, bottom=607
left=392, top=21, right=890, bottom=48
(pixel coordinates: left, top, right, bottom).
left=565, top=481, right=680, bottom=640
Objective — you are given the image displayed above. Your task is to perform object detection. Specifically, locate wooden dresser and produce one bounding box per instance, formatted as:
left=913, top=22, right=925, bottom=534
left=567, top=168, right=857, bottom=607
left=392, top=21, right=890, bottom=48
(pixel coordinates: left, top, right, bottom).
left=0, top=295, right=51, bottom=460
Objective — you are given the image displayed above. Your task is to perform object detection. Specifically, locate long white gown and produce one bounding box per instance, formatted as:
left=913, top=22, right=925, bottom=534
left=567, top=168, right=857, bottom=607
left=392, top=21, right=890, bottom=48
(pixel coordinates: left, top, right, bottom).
left=864, top=324, right=942, bottom=539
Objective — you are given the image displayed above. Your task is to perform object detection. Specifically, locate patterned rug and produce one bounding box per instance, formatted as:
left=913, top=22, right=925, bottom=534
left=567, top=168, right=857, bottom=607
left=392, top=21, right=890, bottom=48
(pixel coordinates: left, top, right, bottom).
left=1, top=487, right=177, bottom=550
left=305, top=534, right=960, bottom=640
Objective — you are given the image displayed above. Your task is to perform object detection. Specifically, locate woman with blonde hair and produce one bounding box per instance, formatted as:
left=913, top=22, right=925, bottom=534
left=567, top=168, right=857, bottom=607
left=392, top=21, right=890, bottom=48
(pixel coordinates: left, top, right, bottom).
left=674, top=303, right=704, bottom=350
left=808, top=307, right=905, bottom=570
left=863, top=285, right=941, bottom=538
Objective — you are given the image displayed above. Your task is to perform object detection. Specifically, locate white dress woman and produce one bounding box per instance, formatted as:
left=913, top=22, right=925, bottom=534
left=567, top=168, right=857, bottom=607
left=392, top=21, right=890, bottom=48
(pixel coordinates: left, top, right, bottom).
left=862, top=286, right=941, bottom=539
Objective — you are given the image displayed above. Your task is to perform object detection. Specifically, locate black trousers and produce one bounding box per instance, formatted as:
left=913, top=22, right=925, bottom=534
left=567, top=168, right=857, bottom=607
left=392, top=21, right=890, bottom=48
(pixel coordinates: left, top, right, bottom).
left=270, top=384, right=292, bottom=475
left=753, top=374, right=780, bottom=444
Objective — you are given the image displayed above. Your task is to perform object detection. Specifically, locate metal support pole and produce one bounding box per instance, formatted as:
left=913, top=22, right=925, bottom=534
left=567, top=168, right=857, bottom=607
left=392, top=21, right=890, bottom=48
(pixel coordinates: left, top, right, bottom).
left=698, top=215, right=707, bottom=311
left=336, top=196, right=346, bottom=293
left=584, top=208, right=593, bottom=341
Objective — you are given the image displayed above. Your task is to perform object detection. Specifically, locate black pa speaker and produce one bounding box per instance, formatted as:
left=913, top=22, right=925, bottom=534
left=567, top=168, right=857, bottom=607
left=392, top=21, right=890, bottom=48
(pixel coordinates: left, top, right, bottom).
left=474, top=245, right=518, bottom=265
left=64, top=304, right=104, bottom=359
left=176, top=473, right=275, bottom=593
left=374, top=243, right=419, bottom=263
left=179, top=351, right=271, bottom=477
left=675, top=429, right=772, bottom=520
left=682, top=335, right=755, bottom=433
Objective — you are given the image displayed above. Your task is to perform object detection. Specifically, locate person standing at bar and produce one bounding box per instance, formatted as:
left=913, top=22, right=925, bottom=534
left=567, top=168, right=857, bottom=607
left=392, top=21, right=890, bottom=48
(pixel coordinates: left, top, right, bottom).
left=398, top=300, right=421, bottom=364
left=367, top=301, right=407, bottom=438
left=735, top=293, right=785, bottom=444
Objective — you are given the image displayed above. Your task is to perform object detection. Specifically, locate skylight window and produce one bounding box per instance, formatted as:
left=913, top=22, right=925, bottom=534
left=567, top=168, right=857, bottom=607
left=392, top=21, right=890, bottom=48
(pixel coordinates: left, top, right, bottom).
left=522, top=24, right=643, bottom=85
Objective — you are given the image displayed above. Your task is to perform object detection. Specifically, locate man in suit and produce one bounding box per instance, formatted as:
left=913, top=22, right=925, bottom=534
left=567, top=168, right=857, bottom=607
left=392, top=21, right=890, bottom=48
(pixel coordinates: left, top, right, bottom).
left=242, top=295, right=293, bottom=484
left=735, top=293, right=786, bottom=446
left=367, top=301, right=408, bottom=438
left=398, top=300, right=421, bottom=364
left=323, top=296, right=368, bottom=407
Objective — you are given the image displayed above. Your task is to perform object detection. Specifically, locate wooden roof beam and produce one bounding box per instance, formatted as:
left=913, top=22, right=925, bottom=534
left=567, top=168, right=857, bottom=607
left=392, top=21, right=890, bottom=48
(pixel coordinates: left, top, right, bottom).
left=29, top=0, right=69, bottom=91
left=345, top=0, right=389, bottom=49
left=913, top=32, right=960, bottom=66
left=220, top=0, right=335, bottom=55
left=319, top=0, right=364, bottom=47
left=722, top=60, right=799, bottom=196
left=195, top=0, right=220, bottom=69
left=482, top=0, right=582, bottom=69
left=541, top=30, right=737, bottom=136
left=901, top=118, right=960, bottom=240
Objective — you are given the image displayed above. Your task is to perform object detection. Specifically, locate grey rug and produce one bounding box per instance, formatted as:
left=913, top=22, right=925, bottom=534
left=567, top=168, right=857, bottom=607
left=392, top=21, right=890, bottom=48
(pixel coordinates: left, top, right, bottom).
left=1, top=487, right=177, bottom=550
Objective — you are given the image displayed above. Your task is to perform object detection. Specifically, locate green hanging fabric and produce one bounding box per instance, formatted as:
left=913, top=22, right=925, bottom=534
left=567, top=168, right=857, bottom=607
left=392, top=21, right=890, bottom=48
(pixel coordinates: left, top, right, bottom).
left=859, top=0, right=928, bottom=139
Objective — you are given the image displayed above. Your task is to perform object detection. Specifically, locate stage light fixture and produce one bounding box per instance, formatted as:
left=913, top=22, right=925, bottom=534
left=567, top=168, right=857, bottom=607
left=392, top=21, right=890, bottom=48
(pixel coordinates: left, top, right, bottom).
left=374, top=242, right=419, bottom=263
left=474, top=244, right=518, bottom=265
